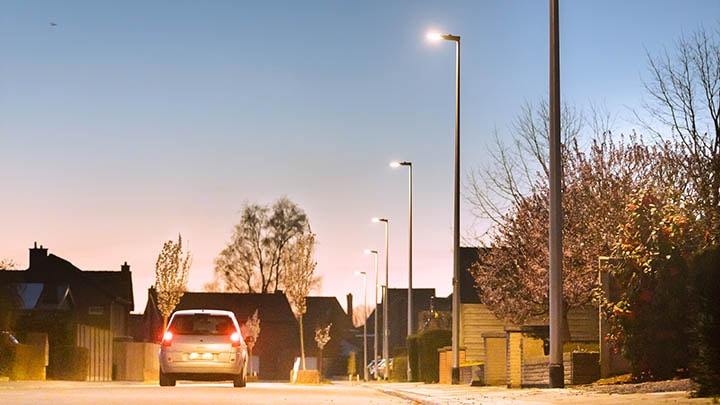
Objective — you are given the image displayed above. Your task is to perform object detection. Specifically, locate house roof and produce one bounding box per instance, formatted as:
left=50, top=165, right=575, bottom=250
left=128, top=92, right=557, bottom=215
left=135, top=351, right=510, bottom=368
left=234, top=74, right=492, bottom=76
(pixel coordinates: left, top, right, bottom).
left=0, top=245, right=134, bottom=310
left=365, top=287, right=438, bottom=332
left=305, top=296, right=349, bottom=329
left=170, top=291, right=297, bottom=325
left=43, top=254, right=134, bottom=309
left=459, top=246, right=485, bottom=304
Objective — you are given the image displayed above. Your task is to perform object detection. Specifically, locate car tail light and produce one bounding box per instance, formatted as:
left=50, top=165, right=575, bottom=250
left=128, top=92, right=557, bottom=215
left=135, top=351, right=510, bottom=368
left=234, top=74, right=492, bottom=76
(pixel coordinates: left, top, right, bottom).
left=230, top=332, right=241, bottom=347
left=161, top=331, right=173, bottom=347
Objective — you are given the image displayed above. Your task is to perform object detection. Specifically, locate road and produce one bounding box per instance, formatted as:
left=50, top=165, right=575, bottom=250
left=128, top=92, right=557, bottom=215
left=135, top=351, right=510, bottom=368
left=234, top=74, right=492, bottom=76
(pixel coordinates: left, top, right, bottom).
left=0, top=381, right=411, bottom=405
left=2, top=380, right=713, bottom=404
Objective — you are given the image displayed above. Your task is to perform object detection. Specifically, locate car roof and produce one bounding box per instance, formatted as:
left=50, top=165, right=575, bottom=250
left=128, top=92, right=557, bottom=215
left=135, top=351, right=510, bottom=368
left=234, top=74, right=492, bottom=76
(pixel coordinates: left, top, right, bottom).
left=172, top=309, right=237, bottom=317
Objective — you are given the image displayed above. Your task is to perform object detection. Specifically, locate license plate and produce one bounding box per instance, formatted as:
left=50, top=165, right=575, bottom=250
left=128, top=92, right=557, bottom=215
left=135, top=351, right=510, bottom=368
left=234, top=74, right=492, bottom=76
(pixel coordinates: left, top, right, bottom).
left=189, top=352, right=214, bottom=360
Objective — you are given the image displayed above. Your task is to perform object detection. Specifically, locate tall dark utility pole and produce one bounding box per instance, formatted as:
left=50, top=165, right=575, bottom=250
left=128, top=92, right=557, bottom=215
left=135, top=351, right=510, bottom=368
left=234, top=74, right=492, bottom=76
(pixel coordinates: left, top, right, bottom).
left=548, top=0, right=565, bottom=389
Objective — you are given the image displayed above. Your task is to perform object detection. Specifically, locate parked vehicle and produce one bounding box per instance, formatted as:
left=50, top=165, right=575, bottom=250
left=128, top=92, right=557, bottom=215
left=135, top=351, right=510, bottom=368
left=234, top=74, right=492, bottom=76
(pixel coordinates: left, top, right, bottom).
left=377, top=358, right=393, bottom=379
left=0, top=331, right=19, bottom=377
left=368, top=358, right=393, bottom=380
left=367, top=359, right=378, bottom=379
left=158, top=309, right=248, bottom=387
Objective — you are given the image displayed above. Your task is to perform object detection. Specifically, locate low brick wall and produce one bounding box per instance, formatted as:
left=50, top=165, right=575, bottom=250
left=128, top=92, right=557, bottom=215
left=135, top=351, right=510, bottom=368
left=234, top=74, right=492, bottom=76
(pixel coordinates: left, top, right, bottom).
left=459, top=363, right=484, bottom=386
left=113, top=341, right=159, bottom=382
left=521, top=353, right=571, bottom=387
left=568, top=352, right=599, bottom=385
left=438, top=348, right=466, bottom=384
left=292, top=370, right=320, bottom=384
left=521, top=352, right=599, bottom=387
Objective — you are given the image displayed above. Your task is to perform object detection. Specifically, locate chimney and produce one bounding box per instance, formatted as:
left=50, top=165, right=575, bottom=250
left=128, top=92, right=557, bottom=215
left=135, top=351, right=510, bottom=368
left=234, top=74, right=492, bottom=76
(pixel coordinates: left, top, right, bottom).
left=29, top=242, right=48, bottom=270
left=346, top=293, right=353, bottom=323
left=121, top=261, right=130, bottom=273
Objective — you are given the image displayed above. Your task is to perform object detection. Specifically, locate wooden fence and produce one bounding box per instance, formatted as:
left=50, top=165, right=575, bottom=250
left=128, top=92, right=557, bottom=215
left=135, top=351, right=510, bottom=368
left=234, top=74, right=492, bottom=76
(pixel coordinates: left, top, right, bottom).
left=76, top=324, right=113, bottom=381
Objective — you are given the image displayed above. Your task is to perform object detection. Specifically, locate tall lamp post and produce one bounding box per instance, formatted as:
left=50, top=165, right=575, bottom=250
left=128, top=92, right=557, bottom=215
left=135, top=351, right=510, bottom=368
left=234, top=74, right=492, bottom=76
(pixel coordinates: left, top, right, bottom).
left=355, top=271, right=368, bottom=381
left=427, top=31, right=461, bottom=384
left=372, top=217, right=389, bottom=379
left=364, top=249, right=379, bottom=379
left=548, top=0, right=564, bottom=388
left=391, top=160, right=413, bottom=382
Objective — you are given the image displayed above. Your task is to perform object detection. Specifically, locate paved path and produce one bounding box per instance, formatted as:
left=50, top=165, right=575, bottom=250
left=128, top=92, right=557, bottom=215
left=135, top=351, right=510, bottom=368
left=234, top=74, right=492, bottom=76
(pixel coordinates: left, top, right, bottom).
left=358, top=381, right=715, bottom=404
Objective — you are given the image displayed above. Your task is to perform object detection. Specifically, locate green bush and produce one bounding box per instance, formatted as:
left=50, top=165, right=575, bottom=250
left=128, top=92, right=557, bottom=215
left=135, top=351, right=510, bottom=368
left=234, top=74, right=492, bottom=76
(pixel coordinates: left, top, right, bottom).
left=691, top=246, right=720, bottom=397
left=603, top=189, right=696, bottom=381
left=417, top=329, right=451, bottom=383
left=407, top=335, right=419, bottom=382
left=346, top=351, right=356, bottom=377
left=389, top=355, right=407, bottom=381
left=50, top=346, right=89, bottom=381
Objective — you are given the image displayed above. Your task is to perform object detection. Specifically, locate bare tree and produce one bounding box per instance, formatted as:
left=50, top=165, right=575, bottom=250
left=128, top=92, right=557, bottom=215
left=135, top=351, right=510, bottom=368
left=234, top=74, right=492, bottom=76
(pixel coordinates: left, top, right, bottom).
left=155, top=234, right=191, bottom=329
left=472, top=127, right=681, bottom=337
left=640, top=25, right=720, bottom=231
left=314, top=323, right=332, bottom=378
left=201, top=278, right=222, bottom=292
left=241, top=309, right=261, bottom=377
left=213, top=197, right=309, bottom=293
left=467, top=100, right=593, bottom=325
left=0, top=259, right=16, bottom=270
left=284, top=229, right=320, bottom=371
left=467, top=99, right=582, bottom=233
left=269, top=198, right=311, bottom=292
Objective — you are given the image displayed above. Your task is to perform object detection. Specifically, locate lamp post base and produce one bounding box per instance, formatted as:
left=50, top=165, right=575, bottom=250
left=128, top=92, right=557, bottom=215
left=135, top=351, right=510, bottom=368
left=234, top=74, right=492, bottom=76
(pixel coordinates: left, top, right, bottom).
left=549, top=363, right=564, bottom=388
left=451, top=367, right=460, bottom=384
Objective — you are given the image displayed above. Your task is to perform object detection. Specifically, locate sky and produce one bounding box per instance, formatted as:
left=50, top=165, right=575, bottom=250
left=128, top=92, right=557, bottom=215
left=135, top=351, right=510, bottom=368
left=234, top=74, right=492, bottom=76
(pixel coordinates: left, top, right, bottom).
left=2, top=1, right=719, bottom=314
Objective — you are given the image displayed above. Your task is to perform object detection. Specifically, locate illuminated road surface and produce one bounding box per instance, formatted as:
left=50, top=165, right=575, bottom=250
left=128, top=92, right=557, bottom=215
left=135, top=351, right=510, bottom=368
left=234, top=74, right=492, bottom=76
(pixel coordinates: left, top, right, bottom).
left=0, top=381, right=411, bottom=405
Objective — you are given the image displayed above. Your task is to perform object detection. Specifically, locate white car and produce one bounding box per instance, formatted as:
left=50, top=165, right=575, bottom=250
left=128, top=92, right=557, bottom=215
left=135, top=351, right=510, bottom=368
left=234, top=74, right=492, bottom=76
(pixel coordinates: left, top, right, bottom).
left=375, top=358, right=393, bottom=379
left=159, top=309, right=248, bottom=387
left=368, top=358, right=393, bottom=379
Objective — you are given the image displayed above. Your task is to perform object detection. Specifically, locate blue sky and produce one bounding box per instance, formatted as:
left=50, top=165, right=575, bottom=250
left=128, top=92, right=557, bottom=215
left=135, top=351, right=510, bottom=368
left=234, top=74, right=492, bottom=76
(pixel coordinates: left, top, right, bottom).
left=2, top=1, right=719, bottom=313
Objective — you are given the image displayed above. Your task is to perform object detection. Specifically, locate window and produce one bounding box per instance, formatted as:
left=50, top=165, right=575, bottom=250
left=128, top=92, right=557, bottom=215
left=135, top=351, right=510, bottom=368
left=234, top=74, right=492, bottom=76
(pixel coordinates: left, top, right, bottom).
left=169, top=314, right=236, bottom=335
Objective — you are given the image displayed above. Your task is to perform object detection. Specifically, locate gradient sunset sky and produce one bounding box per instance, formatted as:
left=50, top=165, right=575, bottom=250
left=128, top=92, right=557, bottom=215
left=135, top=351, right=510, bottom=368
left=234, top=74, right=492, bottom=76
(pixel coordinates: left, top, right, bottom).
left=2, top=1, right=719, bottom=312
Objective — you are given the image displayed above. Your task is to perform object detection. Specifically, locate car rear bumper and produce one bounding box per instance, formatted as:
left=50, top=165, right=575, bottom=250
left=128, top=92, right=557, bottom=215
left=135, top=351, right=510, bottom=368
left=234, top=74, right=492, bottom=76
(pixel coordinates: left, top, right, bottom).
left=160, top=350, right=245, bottom=375
left=161, top=361, right=244, bottom=375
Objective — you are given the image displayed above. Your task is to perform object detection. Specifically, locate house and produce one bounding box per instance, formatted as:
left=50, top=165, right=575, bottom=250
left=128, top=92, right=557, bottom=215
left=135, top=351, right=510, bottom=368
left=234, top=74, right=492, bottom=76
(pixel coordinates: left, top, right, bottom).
left=365, top=288, right=438, bottom=361
left=138, top=289, right=302, bottom=381
left=456, top=246, right=599, bottom=386
left=0, top=243, right=134, bottom=336
left=303, top=295, right=353, bottom=377
left=0, top=242, right=134, bottom=380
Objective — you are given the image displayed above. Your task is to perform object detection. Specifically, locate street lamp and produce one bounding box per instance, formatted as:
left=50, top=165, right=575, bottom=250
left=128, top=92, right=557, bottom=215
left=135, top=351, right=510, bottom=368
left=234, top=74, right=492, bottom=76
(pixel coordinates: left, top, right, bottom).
left=391, top=160, right=413, bottom=382
left=364, top=248, right=379, bottom=380
left=427, top=30, right=461, bottom=384
left=355, top=271, right=368, bottom=382
left=548, top=0, right=564, bottom=388
left=372, top=217, right=389, bottom=379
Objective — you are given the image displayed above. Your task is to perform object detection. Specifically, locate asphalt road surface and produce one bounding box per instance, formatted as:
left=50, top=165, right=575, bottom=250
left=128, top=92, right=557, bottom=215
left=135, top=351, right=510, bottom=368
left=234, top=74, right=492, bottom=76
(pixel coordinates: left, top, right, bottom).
left=0, top=381, right=411, bottom=405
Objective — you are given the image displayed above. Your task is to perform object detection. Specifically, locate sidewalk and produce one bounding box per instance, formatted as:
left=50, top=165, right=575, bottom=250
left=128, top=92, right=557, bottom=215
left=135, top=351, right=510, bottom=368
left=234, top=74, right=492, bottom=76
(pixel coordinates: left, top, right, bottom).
left=356, top=381, right=715, bottom=404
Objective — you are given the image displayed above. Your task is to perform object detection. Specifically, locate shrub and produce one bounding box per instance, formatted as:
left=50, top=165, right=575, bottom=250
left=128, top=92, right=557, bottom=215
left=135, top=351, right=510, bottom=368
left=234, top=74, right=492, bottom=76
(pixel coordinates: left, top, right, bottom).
left=346, top=351, right=356, bottom=377
left=417, top=329, right=451, bottom=383
left=50, top=346, right=89, bottom=381
left=691, top=246, right=720, bottom=397
left=390, top=355, right=407, bottom=381
left=407, top=335, right=419, bottom=382
left=601, top=188, right=699, bottom=381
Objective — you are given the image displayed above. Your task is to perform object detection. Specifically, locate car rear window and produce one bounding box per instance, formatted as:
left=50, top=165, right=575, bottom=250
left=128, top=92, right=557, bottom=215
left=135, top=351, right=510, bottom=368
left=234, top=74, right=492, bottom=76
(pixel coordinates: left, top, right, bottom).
left=169, top=314, right=237, bottom=335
